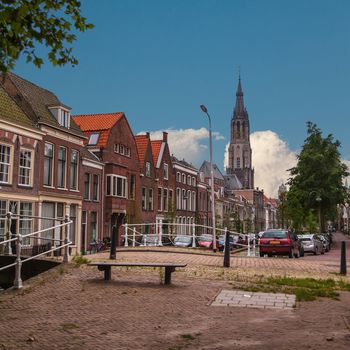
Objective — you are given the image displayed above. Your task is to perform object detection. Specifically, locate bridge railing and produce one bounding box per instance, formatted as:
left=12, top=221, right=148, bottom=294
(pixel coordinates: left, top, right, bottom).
left=0, top=212, right=72, bottom=289
left=121, top=222, right=258, bottom=256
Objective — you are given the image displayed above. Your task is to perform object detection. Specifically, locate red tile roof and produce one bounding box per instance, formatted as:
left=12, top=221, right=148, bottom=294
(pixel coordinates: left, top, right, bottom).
left=135, top=135, right=149, bottom=166
left=72, top=112, right=124, bottom=147
left=151, top=140, right=162, bottom=167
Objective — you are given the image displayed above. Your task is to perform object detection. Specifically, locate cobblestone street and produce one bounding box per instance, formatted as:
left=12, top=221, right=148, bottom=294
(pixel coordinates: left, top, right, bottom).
left=0, top=233, right=349, bottom=350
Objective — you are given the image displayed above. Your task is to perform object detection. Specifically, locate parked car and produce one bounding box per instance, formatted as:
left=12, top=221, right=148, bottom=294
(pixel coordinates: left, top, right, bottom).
left=297, top=234, right=324, bottom=255
left=259, top=229, right=304, bottom=258
left=218, top=234, right=238, bottom=251
left=174, top=235, right=193, bottom=247
left=198, top=234, right=217, bottom=249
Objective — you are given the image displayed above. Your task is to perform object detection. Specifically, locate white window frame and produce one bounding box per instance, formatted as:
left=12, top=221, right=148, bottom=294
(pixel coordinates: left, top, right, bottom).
left=176, top=187, right=181, bottom=210
left=18, top=148, right=33, bottom=187
left=158, top=187, right=162, bottom=211
left=70, top=150, right=79, bottom=190
left=148, top=188, right=154, bottom=211
left=141, top=187, right=147, bottom=210
left=164, top=163, right=168, bottom=180
left=88, top=133, right=100, bottom=145
left=57, top=146, right=67, bottom=189
left=92, top=174, right=99, bottom=201
left=43, top=142, right=54, bottom=187
left=106, top=174, right=128, bottom=198
left=187, top=175, right=191, bottom=185
left=145, top=162, right=151, bottom=177
left=0, top=143, right=14, bottom=185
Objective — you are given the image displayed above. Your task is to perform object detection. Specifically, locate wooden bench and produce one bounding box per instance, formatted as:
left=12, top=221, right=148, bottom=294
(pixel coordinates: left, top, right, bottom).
left=88, top=262, right=187, bottom=285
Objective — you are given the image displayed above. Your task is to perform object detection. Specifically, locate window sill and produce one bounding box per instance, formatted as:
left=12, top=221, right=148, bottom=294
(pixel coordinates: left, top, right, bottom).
left=70, top=189, right=80, bottom=192
left=57, top=187, right=68, bottom=191
left=18, top=185, right=33, bottom=189
left=43, top=185, right=55, bottom=189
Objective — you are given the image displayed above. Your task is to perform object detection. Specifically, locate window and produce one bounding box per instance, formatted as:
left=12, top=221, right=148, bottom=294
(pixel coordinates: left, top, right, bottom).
left=88, top=133, right=100, bottom=145
left=19, top=202, right=33, bottom=245
left=129, top=174, right=136, bottom=199
left=176, top=172, right=181, bottom=182
left=145, top=162, right=151, bottom=177
left=0, top=144, right=12, bottom=184
left=93, top=174, right=99, bottom=201
left=182, top=189, right=186, bottom=210
left=169, top=190, right=173, bottom=210
left=90, top=211, right=97, bottom=242
left=81, top=211, right=87, bottom=253
left=70, top=150, right=78, bottom=190
left=164, top=163, right=168, bottom=180
left=141, top=187, right=147, bottom=210
left=163, top=188, right=168, bottom=211
left=57, top=147, right=67, bottom=188
left=182, top=173, right=185, bottom=183
left=158, top=188, right=162, bottom=211
left=176, top=188, right=181, bottom=210
left=70, top=205, right=77, bottom=244
left=237, top=157, right=241, bottom=168
left=106, top=175, right=127, bottom=198
left=61, top=110, right=70, bottom=128
left=192, top=177, right=196, bottom=187
left=44, top=143, right=54, bottom=186
left=84, top=173, right=90, bottom=200
left=115, top=144, right=131, bottom=157
left=148, top=188, right=153, bottom=210
left=19, top=149, right=33, bottom=186
left=187, top=175, right=191, bottom=185
left=187, top=190, right=191, bottom=211
left=192, top=191, right=196, bottom=212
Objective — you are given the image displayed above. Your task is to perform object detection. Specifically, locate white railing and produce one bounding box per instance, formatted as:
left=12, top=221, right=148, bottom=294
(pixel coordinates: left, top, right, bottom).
left=121, top=222, right=258, bottom=256
left=0, top=212, right=72, bottom=289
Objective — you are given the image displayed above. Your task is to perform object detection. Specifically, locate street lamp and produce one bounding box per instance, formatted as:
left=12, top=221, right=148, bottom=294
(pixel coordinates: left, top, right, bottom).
left=200, top=104, right=217, bottom=252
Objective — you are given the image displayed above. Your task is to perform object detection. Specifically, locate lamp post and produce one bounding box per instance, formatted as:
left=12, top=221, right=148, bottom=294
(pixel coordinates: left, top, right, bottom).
left=200, top=104, right=217, bottom=252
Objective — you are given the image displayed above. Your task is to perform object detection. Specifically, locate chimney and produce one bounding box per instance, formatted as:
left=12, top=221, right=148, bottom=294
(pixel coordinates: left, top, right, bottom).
left=163, top=131, right=168, bottom=142
left=146, top=132, right=150, bottom=138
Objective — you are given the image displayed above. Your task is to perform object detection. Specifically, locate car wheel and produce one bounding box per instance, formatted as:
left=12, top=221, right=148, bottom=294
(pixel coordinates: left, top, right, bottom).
left=259, top=252, right=264, bottom=257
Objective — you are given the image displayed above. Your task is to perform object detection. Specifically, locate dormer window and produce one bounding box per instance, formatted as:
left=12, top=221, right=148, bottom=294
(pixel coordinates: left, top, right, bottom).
left=49, top=106, right=71, bottom=128
left=88, top=133, right=100, bottom=145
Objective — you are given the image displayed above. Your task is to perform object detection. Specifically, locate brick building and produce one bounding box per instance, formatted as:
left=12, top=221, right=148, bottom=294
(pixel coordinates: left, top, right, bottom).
left=72, top=113, right=141, bottom=244
left=0, top=72, right=104, bottom=254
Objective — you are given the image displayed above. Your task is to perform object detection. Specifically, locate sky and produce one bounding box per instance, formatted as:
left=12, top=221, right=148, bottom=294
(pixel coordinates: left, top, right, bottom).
left=12, top=0, right=350, bottom=197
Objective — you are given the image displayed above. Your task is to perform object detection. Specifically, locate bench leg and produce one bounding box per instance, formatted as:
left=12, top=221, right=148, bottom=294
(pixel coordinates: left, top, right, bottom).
left=97, top=266, right=111, bottom=281
left=164, top=266, right=175, bottom=285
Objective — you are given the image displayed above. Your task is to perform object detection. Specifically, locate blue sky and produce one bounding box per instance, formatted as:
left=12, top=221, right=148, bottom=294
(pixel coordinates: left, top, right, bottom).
left=13, top=0, right=350, bottom=194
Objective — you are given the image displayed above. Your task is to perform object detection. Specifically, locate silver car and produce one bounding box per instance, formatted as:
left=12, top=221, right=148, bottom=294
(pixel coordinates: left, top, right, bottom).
left=174, top=235, right=193, bottom=247
left=298, top=234, right=324, bottom=255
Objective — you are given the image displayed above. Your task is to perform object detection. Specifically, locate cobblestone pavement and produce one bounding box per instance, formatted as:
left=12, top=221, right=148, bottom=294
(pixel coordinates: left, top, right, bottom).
left=0, top=232, right=349, bottom=350
left=212, top=290, right=296, bottom=310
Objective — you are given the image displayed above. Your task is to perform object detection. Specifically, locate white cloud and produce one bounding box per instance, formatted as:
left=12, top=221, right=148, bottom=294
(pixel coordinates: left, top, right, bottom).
left=224, top=130, right=298, bottom=198
left=138, top=127, right=224, bottom=166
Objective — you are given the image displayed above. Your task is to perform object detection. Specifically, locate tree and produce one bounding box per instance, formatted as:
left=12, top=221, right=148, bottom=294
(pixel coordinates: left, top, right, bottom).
left=0, top=0, right=94, bottom=72
left=286, top=122, right=349, bottom=231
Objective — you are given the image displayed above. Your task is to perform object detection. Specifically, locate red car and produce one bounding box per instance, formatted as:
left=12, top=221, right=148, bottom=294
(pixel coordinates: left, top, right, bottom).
left=198, top=234, right=217, bottom=249
left=259, top=229, right=304, bottom=258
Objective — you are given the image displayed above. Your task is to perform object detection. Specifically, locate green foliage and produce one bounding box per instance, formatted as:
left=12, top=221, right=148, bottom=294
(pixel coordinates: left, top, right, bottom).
left=72, top=255, right=89, bottom=266
left=305, top=210, right=317, bottom=233
left=0, top=0, right=94, bottom=72
left=286, top=122, right=349, bottom=230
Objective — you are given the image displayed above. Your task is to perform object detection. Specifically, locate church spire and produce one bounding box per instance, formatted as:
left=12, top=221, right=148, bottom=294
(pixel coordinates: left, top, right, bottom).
left=233, top=74, right=247, bottom=120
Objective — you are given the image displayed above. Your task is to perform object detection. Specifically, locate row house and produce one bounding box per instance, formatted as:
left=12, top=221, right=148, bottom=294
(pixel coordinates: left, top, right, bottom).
left=150, top=132, right=175, bottom=237
left=72, top=113, right=141, bottom=245
left=134, top=133, right=157, bottom=232
left=172, top=156, right=198, bottom=235
left=0, top=72, right=104, bottom=255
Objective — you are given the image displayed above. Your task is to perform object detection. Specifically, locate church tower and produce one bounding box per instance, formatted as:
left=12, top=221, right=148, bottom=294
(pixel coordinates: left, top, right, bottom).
left=226, top=76, right=254, bottom=189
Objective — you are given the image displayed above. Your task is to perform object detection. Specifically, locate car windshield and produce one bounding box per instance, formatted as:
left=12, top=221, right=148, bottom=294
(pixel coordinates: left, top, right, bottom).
left=175, top=236, right=191, bottom=243
left=199, top=235, right=212, bottom=242
left=261, top=231, right=287, bottom=238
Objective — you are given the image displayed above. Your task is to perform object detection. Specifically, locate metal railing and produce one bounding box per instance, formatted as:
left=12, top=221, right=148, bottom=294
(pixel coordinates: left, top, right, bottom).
left=121, top=222, right=259, bottom=256
left=0, top=212, right=72, bottom=289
